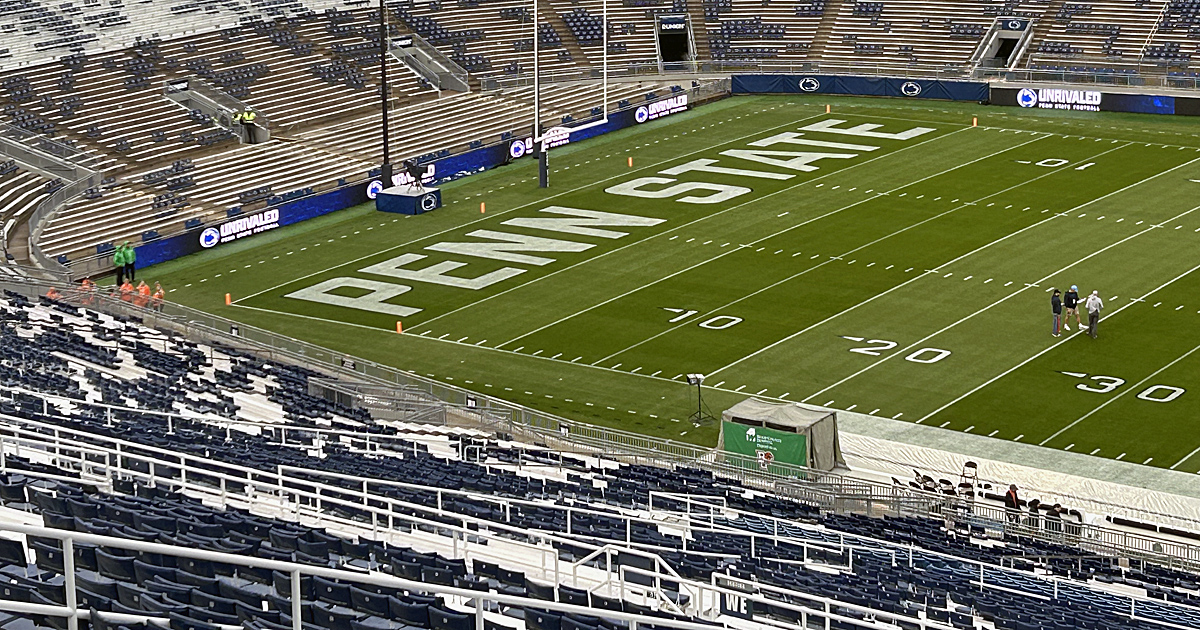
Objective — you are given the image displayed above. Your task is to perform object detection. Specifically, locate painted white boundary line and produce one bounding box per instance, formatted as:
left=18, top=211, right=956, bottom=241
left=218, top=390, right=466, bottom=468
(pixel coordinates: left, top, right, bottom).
left=1041, top=343, right=1200, bottom=446
left=498, top=132, right=1051, bottom=350
left=235, top=109, right=836, bottom=303
left=413, top=127, right=973, bottom=331
left=1171, top=445, right=1200, bottom=470
left=801, top=201, right=1200, bottom=405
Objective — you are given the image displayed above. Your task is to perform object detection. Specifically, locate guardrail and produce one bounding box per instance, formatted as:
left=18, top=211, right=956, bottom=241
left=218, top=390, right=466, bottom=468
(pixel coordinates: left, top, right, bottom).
left=485, top=60, right=1200, bottom=94
left=7, top=417, right=1200, bottom=630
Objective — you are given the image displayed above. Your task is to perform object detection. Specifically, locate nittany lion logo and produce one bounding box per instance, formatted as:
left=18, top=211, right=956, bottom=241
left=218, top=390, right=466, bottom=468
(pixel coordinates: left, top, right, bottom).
left=366, top=180, right=385, bottom=199
left=199, top=227, right=220, bottom=249
left=1017, top=88, right=1038, bottom=107
left=900, top=81, right=922, bottom=97
left=798, top=77, right=821, bottom=92
left=634, top=106, right=650, bottom=123
left=420, top=193, right=438, bottom=211
left=1006, top=19, right=1023, bottom=30
left=509, top=140, right=526, bottom=159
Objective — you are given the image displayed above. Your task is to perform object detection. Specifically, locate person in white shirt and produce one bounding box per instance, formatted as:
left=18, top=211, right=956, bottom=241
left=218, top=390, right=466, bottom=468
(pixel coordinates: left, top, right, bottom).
left=1084, top=290, right=1104, bottom=339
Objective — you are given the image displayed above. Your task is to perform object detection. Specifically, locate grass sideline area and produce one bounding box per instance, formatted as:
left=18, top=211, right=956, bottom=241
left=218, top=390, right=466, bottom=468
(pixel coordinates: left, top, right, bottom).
left=145, top=94, right=1200, bottom=472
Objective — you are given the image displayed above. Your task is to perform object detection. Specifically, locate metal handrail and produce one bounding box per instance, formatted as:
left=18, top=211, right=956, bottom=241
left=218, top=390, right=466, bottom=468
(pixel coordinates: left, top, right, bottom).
left=1, top=277, right=1199, bottom=569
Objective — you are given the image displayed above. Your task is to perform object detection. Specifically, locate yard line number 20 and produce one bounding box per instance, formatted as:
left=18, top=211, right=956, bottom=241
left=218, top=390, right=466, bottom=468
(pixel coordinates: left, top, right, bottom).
left=841, top=336, right=951, bottom=364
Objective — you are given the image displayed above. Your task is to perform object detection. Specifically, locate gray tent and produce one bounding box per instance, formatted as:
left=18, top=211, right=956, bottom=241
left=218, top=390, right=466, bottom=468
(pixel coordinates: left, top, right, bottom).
left=718, top=398, right=845, bottom=471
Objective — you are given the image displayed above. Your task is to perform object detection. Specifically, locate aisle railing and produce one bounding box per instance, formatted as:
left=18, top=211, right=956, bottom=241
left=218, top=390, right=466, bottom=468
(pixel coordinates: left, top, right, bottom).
left=0, top=276, right=1199, bottom=570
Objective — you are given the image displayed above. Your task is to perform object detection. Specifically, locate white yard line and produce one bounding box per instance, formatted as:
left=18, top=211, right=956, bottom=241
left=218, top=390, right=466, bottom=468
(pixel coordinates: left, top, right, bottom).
left=919, top=253, right=1200, bottom=427
left=1041, top=342, right=1200, bottom=445
left=801, top=202, right=1200, bottom=405
left=711, top=141, right=1184, bottom=378
left=414, top=127, right=973, bottom=331
left=1170, top=444, right=1200, bottom=470
left=235, top=110, right=833, bottom=304
left=497, top=131, right=1048, bottom=350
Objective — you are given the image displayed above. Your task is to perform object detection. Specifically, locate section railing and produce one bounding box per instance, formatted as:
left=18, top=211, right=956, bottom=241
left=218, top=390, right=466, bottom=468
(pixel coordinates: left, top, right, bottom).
left=0, top=516, right=968, bottom=630
left=484, top=59, right=1200, bottom=93
left=8, top=422, right=1198, bottom=630
left=2, top=276, right=1200, bottom=569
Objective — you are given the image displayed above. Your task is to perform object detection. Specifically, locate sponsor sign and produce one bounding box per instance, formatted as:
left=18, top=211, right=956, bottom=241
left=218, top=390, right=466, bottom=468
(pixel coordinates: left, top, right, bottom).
left=635, top=94, right=688, bottom=123
left=542, top=126, right=571, bottom=150
left=1018, top=87, right=1101, bottom=111
left=199, top=208, right=280, bottom=248
left=392, top=35, right=414, bottom=48
left=391, top=163, right=436, bottom=187
left=658, top=14, right=687, bottom=31
left=721, top=421, right=808, bottom=468
left=994, top=86, right=1179, bottom=115
left=165, top=79, right=190, bottom=93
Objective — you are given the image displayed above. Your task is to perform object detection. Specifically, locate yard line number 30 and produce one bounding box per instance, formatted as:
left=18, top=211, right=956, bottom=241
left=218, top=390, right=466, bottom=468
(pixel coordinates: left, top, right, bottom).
left=1061, top=372, right=1186, bottom=402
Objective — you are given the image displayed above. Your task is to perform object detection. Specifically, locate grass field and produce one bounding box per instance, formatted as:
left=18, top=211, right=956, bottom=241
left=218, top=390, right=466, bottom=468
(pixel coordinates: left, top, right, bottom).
left=145, top=94, right=1200, bottom=472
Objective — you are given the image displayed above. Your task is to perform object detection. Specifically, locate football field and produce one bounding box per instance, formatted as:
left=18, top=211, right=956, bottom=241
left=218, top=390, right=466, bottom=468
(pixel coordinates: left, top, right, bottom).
left=148, top=94, right=1200, bottom=472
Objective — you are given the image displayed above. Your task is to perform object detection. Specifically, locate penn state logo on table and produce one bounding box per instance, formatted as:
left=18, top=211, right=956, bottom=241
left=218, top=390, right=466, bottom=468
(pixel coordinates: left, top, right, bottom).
left=374, top=183, right=443, bottom=215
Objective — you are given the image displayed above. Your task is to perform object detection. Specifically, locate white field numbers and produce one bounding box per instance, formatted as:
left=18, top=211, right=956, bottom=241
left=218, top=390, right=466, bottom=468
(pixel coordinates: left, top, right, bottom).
left=1061, top=372, right=1186, bottom=403
left=1029, top=158, right=1096, bottom=171
left=663, top=308, right=743, bottom=329
left=841, top=336, right=951, bottom=364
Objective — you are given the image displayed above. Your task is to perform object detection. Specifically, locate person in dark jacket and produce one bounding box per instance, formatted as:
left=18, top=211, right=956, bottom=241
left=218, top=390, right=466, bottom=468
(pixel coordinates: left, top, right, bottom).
left=1051, top=289, right=1062, bottom=337
left=1004, top=484, right=1021, bottom=524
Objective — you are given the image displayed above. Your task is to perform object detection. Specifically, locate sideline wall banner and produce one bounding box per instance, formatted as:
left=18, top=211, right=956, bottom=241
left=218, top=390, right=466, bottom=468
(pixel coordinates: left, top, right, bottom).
left=731, top=74, right=989, bottom=101
left=990, top=86, right=1183, bottom=115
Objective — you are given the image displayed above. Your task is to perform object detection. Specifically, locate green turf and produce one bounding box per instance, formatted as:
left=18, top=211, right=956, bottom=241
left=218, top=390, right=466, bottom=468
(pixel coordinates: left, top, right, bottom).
left=143, top=94, right=1200, bottom=469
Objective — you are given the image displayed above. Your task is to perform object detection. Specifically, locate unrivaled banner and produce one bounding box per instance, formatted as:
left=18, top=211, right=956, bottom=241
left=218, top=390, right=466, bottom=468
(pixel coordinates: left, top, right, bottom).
left=991, top=86, right=1200, bottom=116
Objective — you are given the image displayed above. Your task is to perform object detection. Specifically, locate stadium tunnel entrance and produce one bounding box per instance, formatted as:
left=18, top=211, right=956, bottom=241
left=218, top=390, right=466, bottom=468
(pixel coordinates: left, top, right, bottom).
left=656, top=14, right=694, bottom=69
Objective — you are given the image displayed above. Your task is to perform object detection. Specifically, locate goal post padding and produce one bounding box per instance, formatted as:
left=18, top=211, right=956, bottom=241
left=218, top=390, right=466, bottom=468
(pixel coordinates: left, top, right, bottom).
left=718, top=398, right=845, bottom=472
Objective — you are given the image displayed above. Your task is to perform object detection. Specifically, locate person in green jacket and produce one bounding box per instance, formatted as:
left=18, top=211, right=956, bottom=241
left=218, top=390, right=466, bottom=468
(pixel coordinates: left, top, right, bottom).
left=112, top=243, right=126, bottom=285
left=121, top=241, right=136, bottom=283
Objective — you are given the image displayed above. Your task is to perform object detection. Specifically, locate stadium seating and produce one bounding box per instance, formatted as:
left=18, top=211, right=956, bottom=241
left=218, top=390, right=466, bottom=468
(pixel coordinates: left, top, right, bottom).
left=1029, top=0, right=1167, bottom=69
left=0, top=288, right=1197, bottom=630
left=8, top=0, right=1200, bottom=281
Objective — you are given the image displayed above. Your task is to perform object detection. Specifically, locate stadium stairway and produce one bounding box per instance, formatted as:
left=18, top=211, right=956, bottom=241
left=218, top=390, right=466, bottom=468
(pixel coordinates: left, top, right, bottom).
left=804, top=0, right=847, bottom=62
